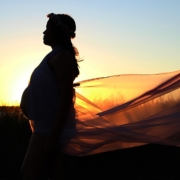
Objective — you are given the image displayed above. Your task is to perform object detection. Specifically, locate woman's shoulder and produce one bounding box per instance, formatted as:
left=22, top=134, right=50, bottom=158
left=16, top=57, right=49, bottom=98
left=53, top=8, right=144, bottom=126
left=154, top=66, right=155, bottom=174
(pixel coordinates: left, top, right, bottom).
left=48, top=49, right=74, bottom=81
left=48, top=49, right=73, bottom=68
left=55, top=49, right=73, bottom=61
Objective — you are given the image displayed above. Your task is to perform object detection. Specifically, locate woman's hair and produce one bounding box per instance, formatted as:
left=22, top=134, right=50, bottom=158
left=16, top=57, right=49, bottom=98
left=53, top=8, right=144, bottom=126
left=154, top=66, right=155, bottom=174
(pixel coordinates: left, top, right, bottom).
left=48, top=14, right=80, bottom=78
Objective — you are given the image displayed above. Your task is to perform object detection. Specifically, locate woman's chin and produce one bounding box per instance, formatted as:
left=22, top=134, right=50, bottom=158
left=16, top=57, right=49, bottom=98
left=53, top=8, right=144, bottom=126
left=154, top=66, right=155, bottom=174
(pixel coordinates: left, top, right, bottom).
left=43, top=40, right=49, bottom=45
left=43, top=39, right=52, bottom=46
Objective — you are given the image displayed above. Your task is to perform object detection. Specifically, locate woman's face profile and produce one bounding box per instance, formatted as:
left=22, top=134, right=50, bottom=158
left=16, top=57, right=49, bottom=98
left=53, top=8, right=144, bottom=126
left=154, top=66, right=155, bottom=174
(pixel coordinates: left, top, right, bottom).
left=43, top=21, right=55, bottom=46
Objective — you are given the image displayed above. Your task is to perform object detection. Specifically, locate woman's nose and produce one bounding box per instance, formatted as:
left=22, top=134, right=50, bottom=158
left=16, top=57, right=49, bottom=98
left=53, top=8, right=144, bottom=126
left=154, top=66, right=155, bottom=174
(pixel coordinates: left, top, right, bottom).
left=43, top=30, right=46, bottom=34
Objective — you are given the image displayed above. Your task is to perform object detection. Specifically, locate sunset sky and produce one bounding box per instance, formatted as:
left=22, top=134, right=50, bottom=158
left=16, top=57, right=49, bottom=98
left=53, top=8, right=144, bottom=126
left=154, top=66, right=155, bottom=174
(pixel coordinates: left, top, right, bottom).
left=0, top=0, right=180, bottom=105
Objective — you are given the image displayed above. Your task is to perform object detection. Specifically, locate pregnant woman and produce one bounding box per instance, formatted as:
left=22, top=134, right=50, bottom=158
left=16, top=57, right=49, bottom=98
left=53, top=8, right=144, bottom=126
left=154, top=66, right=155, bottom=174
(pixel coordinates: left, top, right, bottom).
left=21, top=13, right=79, bottom=180
left=20, top=11, right=180, bottom=180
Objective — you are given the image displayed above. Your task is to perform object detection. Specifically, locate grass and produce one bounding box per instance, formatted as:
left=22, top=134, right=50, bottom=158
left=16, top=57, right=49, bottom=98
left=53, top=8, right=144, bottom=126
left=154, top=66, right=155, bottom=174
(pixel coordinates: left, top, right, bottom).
left=1, top=106, right=180, bottom=180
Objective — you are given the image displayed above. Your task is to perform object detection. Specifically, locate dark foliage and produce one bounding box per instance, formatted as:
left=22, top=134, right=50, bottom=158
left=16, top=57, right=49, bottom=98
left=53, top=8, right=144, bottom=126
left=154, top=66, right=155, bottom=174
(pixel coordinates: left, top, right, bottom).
left=0, top=106, right=180, bottom=180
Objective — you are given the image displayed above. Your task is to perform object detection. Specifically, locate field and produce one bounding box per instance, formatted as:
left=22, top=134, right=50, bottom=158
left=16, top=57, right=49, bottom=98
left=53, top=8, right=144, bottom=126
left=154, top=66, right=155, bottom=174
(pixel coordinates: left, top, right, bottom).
left=0, top=106, right=180, bottom=180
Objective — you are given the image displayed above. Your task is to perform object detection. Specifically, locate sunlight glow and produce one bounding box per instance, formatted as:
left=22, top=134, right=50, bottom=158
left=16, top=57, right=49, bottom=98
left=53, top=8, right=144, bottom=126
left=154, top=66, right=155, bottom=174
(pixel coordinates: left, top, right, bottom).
left=1, top=1, right=180, bottom=105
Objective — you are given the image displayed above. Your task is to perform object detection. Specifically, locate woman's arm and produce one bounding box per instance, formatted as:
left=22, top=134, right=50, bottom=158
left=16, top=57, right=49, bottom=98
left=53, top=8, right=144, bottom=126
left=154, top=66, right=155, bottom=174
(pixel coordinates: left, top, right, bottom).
left=46, top=50, right=74, bottom=151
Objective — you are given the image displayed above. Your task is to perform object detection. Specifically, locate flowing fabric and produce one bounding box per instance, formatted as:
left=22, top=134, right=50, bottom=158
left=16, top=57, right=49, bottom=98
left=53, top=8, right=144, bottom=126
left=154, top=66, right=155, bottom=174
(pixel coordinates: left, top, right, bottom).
left=60, top=70, right=180, bottom=156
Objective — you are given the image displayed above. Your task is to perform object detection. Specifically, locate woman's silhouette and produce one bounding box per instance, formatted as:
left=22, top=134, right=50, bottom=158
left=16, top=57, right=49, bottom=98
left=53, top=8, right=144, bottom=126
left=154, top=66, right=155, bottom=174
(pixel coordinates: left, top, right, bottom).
left=21, top=13, right=79, bottom=179
left=20, top=12, right=180, bottom=180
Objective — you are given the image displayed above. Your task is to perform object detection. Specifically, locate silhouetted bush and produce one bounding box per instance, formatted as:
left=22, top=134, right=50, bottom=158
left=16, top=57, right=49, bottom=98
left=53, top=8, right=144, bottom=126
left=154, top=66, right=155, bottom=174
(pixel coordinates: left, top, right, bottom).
left=0, top=106, right=31, bottom=180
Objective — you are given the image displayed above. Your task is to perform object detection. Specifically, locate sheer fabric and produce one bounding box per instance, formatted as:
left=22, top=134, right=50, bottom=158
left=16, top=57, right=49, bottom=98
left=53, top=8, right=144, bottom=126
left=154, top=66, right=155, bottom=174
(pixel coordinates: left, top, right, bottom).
left=60, top=70, right=180, bottom=156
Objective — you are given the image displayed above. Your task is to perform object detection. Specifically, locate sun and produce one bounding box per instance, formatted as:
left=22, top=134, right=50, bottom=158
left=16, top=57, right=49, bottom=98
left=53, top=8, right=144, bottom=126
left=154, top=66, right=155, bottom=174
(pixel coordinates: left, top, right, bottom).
left=1, top=64, right=32, bottom=106
left=10, top=76, right=29, bottom=105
